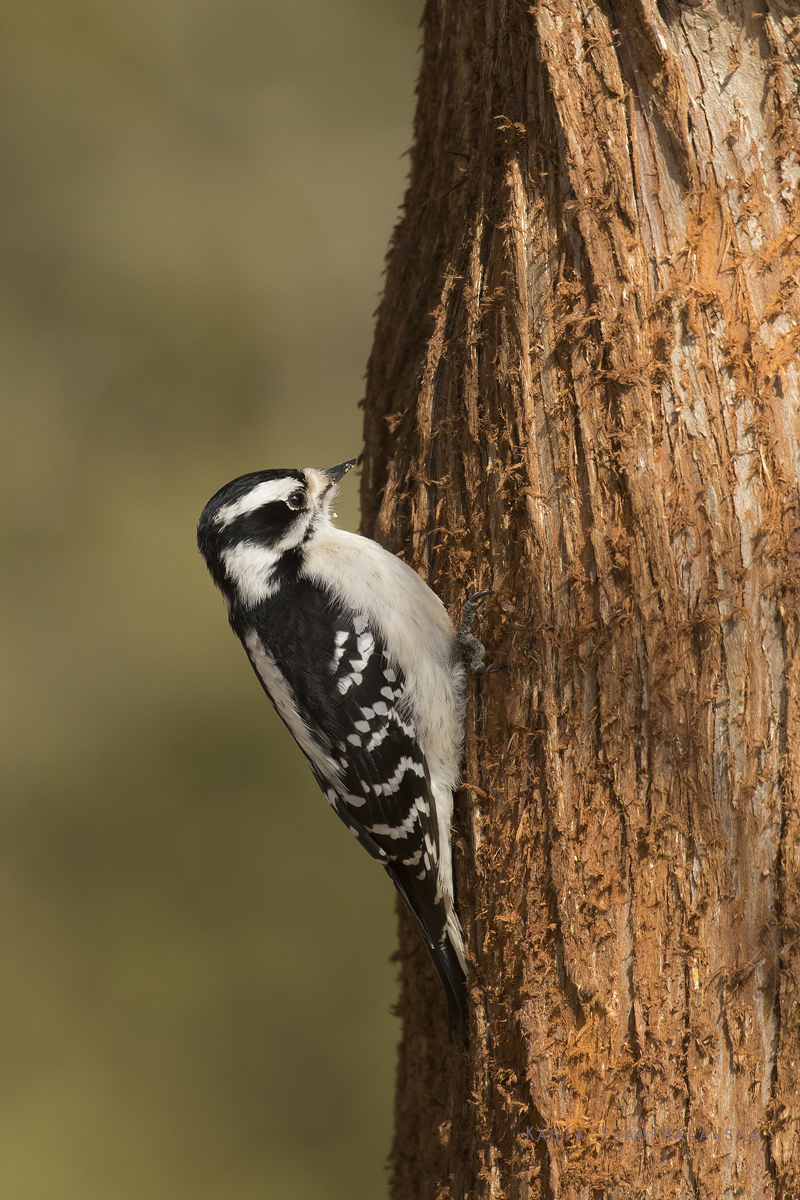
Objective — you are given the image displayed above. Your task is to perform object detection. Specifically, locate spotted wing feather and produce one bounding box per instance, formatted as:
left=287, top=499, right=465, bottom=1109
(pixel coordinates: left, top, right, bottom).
left=237, top=580, right=450, bottom=951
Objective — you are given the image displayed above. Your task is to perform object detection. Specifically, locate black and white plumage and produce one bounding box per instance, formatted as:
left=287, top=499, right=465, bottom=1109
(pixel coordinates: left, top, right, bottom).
left=197, top=460, right=468, bottom=1028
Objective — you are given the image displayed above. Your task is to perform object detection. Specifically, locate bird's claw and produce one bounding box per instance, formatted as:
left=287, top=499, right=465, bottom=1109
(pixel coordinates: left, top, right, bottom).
left=457, top=590, right=495, bottom=673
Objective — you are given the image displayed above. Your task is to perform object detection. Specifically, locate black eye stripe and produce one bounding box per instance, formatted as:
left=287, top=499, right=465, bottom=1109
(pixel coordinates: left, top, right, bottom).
left=218, top=498, right=304, bottom=546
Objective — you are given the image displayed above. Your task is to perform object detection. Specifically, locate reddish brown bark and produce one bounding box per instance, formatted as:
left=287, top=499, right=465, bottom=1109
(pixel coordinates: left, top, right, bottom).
left=360, top=0, right=800, bottom=1197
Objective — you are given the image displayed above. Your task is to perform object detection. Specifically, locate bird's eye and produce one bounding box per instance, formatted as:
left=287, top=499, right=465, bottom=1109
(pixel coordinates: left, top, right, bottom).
left=286, top=490, right=306, bottom=510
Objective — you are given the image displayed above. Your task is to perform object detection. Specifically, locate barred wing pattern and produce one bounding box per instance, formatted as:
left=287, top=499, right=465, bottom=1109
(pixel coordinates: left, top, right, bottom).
left=240, top=582, right=450, bottom=956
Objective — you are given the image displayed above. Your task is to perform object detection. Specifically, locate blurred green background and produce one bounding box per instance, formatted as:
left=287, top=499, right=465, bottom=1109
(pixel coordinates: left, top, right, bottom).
left=0, top=1, right=420, bottom=1196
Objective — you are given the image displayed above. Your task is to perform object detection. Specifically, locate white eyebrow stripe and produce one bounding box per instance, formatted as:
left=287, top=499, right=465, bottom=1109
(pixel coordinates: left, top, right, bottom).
left=215, top=478, right=303, bottom=526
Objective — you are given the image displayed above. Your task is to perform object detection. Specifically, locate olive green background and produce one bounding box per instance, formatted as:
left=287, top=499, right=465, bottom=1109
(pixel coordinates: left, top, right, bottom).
left=0, top=2, right=420, bottom=1196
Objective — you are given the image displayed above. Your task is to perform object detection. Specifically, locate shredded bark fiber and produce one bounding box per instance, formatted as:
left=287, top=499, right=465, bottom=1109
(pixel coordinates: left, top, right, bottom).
left=361, top=1, right=800, bottom=1197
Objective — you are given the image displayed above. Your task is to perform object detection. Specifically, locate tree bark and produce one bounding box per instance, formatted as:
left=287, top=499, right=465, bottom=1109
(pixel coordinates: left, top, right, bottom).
left=360, top=0, right=800, bottom=1197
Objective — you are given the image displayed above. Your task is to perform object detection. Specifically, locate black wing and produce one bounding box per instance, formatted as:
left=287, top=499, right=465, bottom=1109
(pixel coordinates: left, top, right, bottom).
left=237, top=579, right=465, bottom=1025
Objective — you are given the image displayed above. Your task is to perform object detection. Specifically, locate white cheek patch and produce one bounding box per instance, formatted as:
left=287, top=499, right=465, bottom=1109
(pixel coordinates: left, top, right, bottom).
left=222, top=517, right=312, bottom=607
left=221, top=543, right=281, bottom=606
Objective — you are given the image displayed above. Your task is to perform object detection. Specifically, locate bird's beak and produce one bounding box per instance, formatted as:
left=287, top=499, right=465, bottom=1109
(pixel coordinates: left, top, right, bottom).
left=320, top=459, right=358, bottom=491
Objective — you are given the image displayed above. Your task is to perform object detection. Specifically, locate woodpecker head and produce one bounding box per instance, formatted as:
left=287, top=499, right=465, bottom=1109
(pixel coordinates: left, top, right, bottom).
left=197, top=459, right=356, bottom=606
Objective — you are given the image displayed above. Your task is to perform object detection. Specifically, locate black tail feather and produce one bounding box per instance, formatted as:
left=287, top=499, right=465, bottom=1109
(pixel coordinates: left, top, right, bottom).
left=426, top=932, right=468, bottom=1036
left=384, top=865, right=468, bottom=1036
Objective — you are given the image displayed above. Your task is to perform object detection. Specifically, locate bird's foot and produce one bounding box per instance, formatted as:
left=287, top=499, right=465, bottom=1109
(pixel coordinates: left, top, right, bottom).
left=457, top=590, right=497, bottom=674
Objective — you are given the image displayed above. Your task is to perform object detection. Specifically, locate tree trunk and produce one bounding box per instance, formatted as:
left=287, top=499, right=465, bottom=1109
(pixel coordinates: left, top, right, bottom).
left=360, top=0, right=800, bottom=1197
